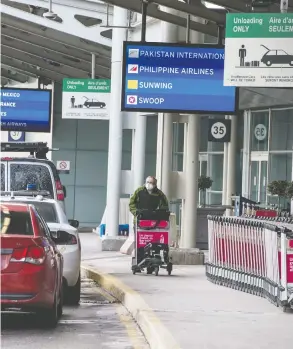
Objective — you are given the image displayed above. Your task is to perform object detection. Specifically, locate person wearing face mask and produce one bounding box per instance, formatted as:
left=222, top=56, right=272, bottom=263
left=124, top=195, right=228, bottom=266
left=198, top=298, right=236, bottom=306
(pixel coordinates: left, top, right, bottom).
left=129, top=176, right=169, bottom=220
left=129, top=176, right=169, bottom=273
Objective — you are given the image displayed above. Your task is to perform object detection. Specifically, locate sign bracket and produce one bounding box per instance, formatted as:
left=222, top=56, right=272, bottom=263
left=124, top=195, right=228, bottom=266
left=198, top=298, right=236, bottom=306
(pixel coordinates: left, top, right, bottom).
left=141, top=0, right=150, bottom=42
left=217, top=25, right=224, bottom=45
left=186, top=0, right=191, bottom=44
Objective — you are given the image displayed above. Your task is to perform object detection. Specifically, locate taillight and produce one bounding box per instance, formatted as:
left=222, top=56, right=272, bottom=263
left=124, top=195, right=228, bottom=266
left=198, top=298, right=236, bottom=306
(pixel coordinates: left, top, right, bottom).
left=1, top=157, right=13, bottom=160
left=55, top=180, right=64, bottom=201
left=68, top=235, right=78, bottom=245
left=58, top=234, right=77, bottom=245
left=11, top=248, right=27, bottom=262
left=10, top=246, right=45, bottom=265
left=26, top=246, right=46, bottom=265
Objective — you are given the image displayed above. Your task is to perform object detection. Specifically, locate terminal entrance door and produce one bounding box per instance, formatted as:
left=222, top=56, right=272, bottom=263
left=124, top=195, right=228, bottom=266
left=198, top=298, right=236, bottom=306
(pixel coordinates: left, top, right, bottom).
left=250, top=153, right=268, bottom=205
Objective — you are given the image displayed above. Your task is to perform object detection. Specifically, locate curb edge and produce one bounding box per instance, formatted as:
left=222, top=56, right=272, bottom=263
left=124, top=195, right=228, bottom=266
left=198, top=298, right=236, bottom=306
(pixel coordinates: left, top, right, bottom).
left=81, top=264, right=181, bottom=349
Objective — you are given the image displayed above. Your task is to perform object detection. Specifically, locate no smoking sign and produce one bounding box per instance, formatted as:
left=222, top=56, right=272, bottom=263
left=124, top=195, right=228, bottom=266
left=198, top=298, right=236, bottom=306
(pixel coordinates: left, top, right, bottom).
left=208, top=119, right=231, bottom=142
left=57, top=160, right=70, bottom=174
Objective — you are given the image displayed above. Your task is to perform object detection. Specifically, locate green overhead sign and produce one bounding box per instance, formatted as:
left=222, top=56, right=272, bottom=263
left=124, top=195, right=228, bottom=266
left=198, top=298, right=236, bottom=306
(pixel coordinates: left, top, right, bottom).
left=62, top=79, right=111, bottom=93
left=62, top=79, right=111, bottom=120
left=225, top=13, right=293, bottom=38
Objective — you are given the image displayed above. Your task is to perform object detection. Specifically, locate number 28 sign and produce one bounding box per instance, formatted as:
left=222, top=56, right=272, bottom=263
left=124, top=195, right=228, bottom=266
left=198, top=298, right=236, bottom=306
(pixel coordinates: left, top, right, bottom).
left=208, top=119, right=231, bottom=143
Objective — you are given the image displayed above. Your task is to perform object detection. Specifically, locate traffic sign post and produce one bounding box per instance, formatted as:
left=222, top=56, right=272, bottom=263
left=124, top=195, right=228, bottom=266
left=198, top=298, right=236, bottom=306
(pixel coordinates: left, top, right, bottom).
left=208, top=119, right=231, bottom=142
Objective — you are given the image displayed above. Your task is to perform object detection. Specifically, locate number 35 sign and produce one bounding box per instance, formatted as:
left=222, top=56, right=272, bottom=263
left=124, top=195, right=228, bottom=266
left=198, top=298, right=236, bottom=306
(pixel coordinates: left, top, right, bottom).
left=208, top=119, right=231, bottom=143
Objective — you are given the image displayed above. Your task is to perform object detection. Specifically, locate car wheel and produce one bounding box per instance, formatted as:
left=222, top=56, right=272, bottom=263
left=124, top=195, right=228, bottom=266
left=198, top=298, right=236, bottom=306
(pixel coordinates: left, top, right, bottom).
left=86, top=105, right=90, bottom=108
left=38, top=293, right=59, bottom=328
left=67, top=273, right=81, bottom=305
left=266, top=61, right=272, bottom=66
left=290, top=61, right=293, bottom=66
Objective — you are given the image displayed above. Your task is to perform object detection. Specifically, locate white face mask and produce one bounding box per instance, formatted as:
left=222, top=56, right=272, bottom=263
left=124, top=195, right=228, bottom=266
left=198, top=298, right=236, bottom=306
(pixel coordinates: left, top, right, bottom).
left=145, top=183, right=154, bottom=191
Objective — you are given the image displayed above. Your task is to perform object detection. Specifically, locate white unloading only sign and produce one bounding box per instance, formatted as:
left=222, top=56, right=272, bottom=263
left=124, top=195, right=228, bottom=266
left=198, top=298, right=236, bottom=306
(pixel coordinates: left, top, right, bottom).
left=224, top=13, right=293, bottom=87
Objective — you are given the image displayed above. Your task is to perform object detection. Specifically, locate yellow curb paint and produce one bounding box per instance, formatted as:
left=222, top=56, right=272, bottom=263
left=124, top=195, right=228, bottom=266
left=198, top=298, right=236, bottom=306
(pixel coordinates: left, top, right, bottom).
left=116, top=305, right=149, bottom=349
left=81, top=265, right=181, bottom=349
left=89, top=278, right=147, bottom=349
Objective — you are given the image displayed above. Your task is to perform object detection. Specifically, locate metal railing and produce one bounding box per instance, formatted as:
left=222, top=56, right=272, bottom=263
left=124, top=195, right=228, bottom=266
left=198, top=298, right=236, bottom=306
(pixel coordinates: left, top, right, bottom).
left=206, top=216, right=293, bottom=311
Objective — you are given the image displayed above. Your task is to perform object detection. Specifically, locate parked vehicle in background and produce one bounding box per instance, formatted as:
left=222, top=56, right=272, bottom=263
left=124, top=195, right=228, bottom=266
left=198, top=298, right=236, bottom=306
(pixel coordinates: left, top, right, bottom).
left=1, top=142, right=67, bottom=212
left=0, top=202, right=67, bottom=327
left=1, top=191, right=81, bottom=305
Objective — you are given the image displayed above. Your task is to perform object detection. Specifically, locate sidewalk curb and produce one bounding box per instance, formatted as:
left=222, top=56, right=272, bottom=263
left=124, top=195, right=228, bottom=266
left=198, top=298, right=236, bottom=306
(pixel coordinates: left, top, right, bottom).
left=81, top=264, right=181, bottom=349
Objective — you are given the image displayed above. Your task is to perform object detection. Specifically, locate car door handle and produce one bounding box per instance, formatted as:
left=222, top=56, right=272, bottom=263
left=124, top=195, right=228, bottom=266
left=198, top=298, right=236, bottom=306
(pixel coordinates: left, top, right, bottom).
left=51, top=259, right=56, bottom=268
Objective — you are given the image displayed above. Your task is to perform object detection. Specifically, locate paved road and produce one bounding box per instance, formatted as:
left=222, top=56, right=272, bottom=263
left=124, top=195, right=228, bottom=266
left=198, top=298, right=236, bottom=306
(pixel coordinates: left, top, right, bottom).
left=2, top=276, right=149, bottom=349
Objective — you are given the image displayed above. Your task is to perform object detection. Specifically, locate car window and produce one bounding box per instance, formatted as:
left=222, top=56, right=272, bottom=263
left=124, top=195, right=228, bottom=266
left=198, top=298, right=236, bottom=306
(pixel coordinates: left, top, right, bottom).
left=25, top=201, right=59, bottom=223
left=1, top=163, right=5, bottom=191
left=34, top=210, right=48, bottom=238
left=10, top=163, right=54, bottom=196
left=0, top=206, right=33, bottom=236
left=36, top=212, right=54, bottom=242
left=278, top=50, right=287, bottom=55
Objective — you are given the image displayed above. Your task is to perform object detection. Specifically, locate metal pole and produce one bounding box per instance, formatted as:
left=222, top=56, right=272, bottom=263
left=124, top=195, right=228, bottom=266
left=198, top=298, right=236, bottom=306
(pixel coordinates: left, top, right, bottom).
left=141, top=0, right=148, bottom=42
left=218, top=26, right=223, bottom=45
left=186, top=0, right=190, bottom=43
left=226, top=115, right=237, bottom=215
left=91, top=53, right=96, bottom=79
left=49, top=0, right=52, bottom=12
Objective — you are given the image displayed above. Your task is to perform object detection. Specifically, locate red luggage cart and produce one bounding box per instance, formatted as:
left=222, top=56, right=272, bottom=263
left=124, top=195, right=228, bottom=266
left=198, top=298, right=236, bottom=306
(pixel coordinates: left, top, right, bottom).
left=131, top=210, right=173, bottom=276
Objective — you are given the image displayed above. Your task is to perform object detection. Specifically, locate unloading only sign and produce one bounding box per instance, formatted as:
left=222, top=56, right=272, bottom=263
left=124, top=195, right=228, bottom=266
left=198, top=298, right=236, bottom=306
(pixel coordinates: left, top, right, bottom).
left=224, top=13, right=293, bottom=87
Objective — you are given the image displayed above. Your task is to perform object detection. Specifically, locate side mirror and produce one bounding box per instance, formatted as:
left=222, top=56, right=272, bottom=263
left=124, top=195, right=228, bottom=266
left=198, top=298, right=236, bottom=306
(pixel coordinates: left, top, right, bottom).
left=62, top=185, right=67, bottom=198
left=51, top=230, right=71, bottom=244
left=68, top=219, right=79, bottom=229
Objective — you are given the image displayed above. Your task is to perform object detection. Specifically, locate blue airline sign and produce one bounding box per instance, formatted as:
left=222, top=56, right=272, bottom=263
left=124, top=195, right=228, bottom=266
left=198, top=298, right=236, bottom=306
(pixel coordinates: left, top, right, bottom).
left=121, top=42, right=238, bottom=114
left=0, top=88, right=52, bottom=132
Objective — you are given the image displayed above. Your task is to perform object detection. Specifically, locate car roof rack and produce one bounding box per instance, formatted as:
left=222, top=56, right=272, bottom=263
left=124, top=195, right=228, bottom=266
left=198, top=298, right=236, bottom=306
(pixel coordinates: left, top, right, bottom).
left=1, top=190, right=52, bottom=198
left=0, top=142, right=59, bottom=160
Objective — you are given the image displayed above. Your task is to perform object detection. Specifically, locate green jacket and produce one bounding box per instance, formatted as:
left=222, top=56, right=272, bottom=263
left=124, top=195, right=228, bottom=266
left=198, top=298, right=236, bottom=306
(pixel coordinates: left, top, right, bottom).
left=129, top=186, right=169, bottom=219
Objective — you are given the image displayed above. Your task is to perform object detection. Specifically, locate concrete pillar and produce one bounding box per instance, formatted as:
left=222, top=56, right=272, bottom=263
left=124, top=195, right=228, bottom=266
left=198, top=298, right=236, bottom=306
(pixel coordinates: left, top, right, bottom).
left=156, top=113, right=164, bottom=189
left=159, top=7, right=178, bottom=197
left=133, top=113, right=147, bottom=188
left=226, top=115, right=237, bottom=214
left=105, top=7, right=128, bottom=237
left=180, top=114, right=201, bottom=248
left=161, top=114, right=173, bottom=197
left=180, top=20, right=204, bottom=249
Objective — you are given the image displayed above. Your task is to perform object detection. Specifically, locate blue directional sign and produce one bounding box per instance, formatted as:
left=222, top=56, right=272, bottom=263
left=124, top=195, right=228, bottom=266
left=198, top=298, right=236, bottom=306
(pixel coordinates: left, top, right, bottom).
left=0, top=88, right=52, bottom=132
left=121, top=42, right=238, bottom=114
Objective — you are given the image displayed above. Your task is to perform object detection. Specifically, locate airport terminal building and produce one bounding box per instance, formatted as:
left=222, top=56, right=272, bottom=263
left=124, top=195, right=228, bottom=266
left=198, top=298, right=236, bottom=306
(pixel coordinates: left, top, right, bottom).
left=1, top=1, right=293, bottom=244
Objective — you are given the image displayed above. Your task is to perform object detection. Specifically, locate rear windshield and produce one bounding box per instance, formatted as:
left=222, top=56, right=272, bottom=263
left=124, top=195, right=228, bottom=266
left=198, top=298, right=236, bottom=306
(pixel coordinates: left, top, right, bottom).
left=1, top=163, right=5, bottom=191
left=25, top=201, right=58, bottom=223
left=1, top=208, right=33, bottom=236
left=10, top=164, right=54, bottom=196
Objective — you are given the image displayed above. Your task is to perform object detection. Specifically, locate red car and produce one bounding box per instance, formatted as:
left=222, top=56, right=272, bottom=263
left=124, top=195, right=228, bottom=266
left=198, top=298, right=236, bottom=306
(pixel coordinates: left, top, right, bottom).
left=1, top=202, right=64, bottom=327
